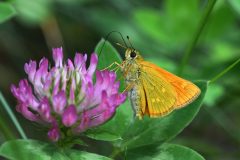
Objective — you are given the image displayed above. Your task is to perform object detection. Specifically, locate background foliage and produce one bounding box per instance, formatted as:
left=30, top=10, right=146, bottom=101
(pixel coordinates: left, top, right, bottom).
left=0, top=0, right=239, bottom=160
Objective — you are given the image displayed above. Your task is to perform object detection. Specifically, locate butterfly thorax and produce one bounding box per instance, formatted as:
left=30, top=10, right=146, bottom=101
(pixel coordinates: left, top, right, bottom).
left=121, top=48, right=143, bottom=85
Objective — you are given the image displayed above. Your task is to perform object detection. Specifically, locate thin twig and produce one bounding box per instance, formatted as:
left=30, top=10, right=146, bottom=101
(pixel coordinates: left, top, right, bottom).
left=210, top=58, right=240, bottom=83
left=178, top=0, right=217, bottom=76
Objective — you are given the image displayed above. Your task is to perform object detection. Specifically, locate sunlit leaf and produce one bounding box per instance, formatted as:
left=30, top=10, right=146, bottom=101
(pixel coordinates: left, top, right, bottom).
left=0, top=2, right=16, bottom=23
left=204, top=83, right=224, bottom=107
left=121, top=81, right=208, bottom=149
left=126, top=143, right=205, bottom=160
left=94, top=38, right=122, bottom=71
left=89, top=40, right=208, bottom=148
left=85, top=39, right=133, bottom=142
left=13, top=0, right=52, bottom=25
left=0, top=140, right=54, bottom=160
left=228, top=0, right=240, bottom=15
left=133, top=0, right=200, bottom=50
left=203, top=2, right=235, bottom=42
left=0, top=139, right=112, bottom=160
left=67, top=149, right=112, bottom=160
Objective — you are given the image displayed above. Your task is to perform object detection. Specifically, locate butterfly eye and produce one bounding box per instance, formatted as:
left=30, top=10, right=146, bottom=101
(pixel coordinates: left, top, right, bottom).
left=130, top=51, right=137, bottom=58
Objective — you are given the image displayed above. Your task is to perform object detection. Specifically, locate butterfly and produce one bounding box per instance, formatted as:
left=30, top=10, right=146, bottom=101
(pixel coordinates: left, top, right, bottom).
left=106, top=43, right=201, bottom=119
left=100, top=34, right=201, bottom=119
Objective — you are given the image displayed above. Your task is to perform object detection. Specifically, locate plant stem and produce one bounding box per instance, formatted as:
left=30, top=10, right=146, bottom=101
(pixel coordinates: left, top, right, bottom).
left=210, top=58, right=240, bottom=83
left=0, top=111, right=16, bottom=140
left=178, top=0, right=217, bottom=76
left=0, top=91, right=27, bottom=139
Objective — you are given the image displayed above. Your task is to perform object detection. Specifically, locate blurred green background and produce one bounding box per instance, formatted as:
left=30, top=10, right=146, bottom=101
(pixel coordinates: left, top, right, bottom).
left=0, top=0, right=239, bottom=159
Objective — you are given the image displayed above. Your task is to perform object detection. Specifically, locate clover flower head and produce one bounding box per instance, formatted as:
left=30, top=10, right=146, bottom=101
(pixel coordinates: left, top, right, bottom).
left=11, top=47, right=126, bottom=141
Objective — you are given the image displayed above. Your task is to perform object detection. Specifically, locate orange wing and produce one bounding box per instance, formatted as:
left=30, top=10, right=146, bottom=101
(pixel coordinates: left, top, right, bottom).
left=139, top=73, right=177, bottom=117
left=140, top=61, right=201, bottom=109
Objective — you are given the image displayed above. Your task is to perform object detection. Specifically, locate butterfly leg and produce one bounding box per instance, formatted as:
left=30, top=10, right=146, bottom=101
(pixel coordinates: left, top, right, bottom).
left=100, top=61, right=122, bottom=71
left=112, top=65, right=121, bottom=72
left=122, top=82, right=134, bottom=93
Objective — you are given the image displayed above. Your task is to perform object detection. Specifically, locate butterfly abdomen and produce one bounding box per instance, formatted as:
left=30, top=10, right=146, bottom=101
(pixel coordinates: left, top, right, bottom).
left=129, top=86, right=144, bottom=119
left=129, top=87, right=138, bottom=114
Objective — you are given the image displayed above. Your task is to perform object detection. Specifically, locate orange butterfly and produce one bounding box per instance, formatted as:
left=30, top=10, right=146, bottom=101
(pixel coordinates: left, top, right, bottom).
left=105, top=42, right=201, bottom=119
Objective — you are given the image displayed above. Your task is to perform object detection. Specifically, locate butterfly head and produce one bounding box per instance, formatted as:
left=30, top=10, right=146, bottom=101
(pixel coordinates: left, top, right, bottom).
left=125, top=48, right=142, bottom=61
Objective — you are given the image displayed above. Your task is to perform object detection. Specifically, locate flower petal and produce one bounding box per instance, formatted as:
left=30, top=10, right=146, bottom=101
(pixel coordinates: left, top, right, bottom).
left=24, top=60, right=36, bottom=82
left=52, top=47, right=63, bottom=67
left=62, top=105, right=78, bottom=127
left=74, top=53, right=85, bottom=70
left=11, top=48, right=126, bottom=141
left=67, top=59, right=74, bottom=70
left=11, top=80, right=39, bottom=108
left=48, top=124, right=60, bottom=142
left=39, top=97, right=52, bottom=122
left=52, top=90, right=67, bottom=114
left=16, top=103, right=39, bottom=122
left=87, top=53, right=98, bottom=77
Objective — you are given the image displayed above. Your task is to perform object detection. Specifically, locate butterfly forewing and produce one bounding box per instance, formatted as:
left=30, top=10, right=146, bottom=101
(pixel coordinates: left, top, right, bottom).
left=140, top=61, right=201, bottom=109
left=139, top=67, right=177, bottom=117
left=170, top=81, right=200, bottom=108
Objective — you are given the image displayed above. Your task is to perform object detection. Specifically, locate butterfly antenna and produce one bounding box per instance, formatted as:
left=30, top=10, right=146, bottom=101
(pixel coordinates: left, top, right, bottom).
left=126, top=35, right=135, bottom=50
left=116, top=42, right=127, bottom=49
left=99, top=31, right=128, bottom=58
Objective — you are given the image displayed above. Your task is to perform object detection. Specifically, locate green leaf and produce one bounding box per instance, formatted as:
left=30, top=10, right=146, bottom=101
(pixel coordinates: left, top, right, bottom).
left=204, top=83, right=224, bottom=107
left=66, top=149, right=112, bottom=160
left=126, top=143, right=205, bottom=160
left=210, top=42, right=239, bottom=63
left=86, top=39, right=133, bottom=141
left=94, top=38, right=124, bottom=92
left=91, top=40, right=208, bottom=148
left=85, top=130, right=122, bottom=141
left=0, top=139, right=112, bottom=160
left=0, top=2, right=16, bottom=23
left=52, top=152, right=70, bottom=160
left=121, top=81, right=208, bottom=149
left=13, top=0, right=52, bottom=25
left=164, top=0, right=200, bottom=40
left=133, top=0, right=200, bottom=50
left=228, top=0, right=240, bottom=15
left=0, top=140, right=55, bottom=160
left=133, top=9, right=168, bottom=45
left=203, top=2, right=235, bottom=42
left=85, top=99, right=132, bottom=142
left=94, top=38, right=122, bottom=71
